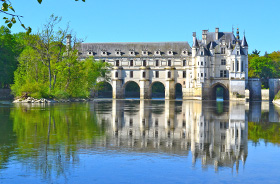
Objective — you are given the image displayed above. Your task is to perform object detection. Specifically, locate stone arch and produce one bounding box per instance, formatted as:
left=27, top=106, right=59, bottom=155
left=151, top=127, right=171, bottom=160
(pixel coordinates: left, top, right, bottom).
left=175, top=83, right=183, bottom=99
left=150, top=81, right=165, bottom=99
left=96, top=81, right=112, bottom=98
left=210, top=82, right=229, bottom=101
left=123, top=81, right=140, bottom=98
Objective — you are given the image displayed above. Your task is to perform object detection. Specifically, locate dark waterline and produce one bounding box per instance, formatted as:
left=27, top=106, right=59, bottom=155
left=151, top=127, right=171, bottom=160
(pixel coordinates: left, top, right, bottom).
left=0, top=100, right=280, bottom=183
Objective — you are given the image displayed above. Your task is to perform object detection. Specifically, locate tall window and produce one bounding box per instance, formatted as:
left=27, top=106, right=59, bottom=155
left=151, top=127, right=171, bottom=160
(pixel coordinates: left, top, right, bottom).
left=130, top=71, right=133, bottom=78
left=116, top=60, right=119, bottom=66
left=237, top=61, right=239, bottom=72
left=142, top=71, right=146, bottom=78
left=168, top=71, right=171, bottom=78
left=241, top=61, right=244, bottom=72
left=115, top=71, right=118, bottom=78
left=155, top=71, right=159, bottom=78
left=143, top=60, right=146, bottom=66
left=156, top=60, right=159, bottom=66
left=183, top=60, right=186, bottom=66
left=221, top=59, right=226, bottom=65
left=232, top=62, right=235, bottom=71
left=221, top=48, right=226, bottom=54
left=168, top=60, right=171, bottom=66
left=183, top=71, right=186, bottom=78
left=130, top=60, right=133, bottom=66
left=220, top=70, right=227, bottom=77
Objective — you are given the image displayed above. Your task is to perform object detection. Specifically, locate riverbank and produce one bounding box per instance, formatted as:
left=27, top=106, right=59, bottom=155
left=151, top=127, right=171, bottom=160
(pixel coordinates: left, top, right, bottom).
left=13, top=97, right=92, bottom=103
left=273, top=99, right=280, bottom=106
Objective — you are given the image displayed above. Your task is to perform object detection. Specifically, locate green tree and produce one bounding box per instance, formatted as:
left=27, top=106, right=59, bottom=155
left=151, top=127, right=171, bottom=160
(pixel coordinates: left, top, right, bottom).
left=249, top=56, right=278, bottom=79
left=0, top=26, right=23, bottom=88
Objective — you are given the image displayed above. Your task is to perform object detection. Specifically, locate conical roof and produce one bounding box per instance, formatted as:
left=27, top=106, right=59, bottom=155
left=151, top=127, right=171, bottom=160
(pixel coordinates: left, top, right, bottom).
left=241, top=35, right=248, bottom=47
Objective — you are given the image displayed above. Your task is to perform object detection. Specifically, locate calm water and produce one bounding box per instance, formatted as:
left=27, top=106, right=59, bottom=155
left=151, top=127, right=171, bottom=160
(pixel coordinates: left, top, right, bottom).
left=0, top=100, right=280, bottom=184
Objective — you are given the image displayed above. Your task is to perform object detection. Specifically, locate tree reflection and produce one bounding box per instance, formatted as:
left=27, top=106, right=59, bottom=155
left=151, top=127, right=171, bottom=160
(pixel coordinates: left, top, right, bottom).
left=9, top=103, right=105, bottom=181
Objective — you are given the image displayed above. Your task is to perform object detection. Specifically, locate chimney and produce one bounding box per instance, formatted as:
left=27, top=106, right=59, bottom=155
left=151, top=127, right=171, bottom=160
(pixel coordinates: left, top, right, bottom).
left=66, top=34, right=72, bottom=50
left=215, top=28, right=219, bottom=40
left=202, top=30, right=208, bottom=44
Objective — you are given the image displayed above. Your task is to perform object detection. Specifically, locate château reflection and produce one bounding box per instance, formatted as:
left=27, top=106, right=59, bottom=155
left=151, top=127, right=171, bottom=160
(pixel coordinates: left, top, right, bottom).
left=94, top=100, right=249, bottom=172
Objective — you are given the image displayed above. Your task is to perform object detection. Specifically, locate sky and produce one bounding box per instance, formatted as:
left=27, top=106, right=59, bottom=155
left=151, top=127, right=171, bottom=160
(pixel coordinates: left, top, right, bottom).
left=2, top=0, right=280, bottom=54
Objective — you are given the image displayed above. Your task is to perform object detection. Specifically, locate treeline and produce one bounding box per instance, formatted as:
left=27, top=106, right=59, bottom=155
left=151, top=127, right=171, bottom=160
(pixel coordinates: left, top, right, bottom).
left=0, top=15, right=110, bottom=99
left=248, top=49, right=280, bottom=88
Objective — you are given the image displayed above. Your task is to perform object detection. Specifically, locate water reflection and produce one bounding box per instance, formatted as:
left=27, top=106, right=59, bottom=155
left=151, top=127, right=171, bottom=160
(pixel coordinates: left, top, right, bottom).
left=94, top=100, right=249, bottom=172
left=0, top=100, right=280, bottom=182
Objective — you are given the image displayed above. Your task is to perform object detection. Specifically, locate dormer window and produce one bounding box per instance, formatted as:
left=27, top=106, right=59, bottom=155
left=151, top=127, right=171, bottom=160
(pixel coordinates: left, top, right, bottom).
left=167, top=50, right=173, bottom=56
left=221, top=48, right=225, bottom=54
left=101, top=50, right=107, bottom=56
left=142, top=50, right=148, bottom=56
left=201, top=51, right=204, bottom=56
left=129, top=50, right=135, bottom=56
left=154, top=50, right=161, bottom=56
left=182, top=50, right=188, bottom=56
left=88, top=51, right=93, bottom=55
left=115, top=50, right=121, bottom=56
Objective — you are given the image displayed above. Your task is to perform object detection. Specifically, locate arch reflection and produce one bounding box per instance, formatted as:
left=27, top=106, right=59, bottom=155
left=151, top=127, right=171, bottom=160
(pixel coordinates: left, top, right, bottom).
left=94, top=100, right=248, bottom=172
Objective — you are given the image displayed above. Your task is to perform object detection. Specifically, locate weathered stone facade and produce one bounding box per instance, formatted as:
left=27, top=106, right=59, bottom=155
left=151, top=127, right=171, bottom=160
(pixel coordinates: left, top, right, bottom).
left=77, top=27, right=249, bottom=100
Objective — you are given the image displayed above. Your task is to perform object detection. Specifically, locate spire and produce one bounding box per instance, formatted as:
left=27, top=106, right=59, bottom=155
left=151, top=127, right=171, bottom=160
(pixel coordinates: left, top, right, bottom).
left=228, top=41, right=233, bottom=49
left=193, top=37, right=199, bottom=48
left=209, top=41, right=214, bottom=50
left=241, top=35, right=248, bottom=47
left=236, top=27, right=240, bottom=40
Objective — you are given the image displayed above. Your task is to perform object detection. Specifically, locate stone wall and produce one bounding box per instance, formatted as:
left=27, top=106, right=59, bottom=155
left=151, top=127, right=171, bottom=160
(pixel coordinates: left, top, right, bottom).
left=248, top=78, right=261, bottom=101
left=269, top=79, right=280, bottom=101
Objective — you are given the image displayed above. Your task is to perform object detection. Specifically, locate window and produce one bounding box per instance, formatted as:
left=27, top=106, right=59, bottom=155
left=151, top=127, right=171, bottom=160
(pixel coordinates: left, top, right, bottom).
left=183, top=71, right=186, bottom=78
left=116, top=60, right=119, bottom=66
left=182, top=120, right=186, bottom=127
left=88, top=51, right=92, bottom=55
left=201, top=51, right=203, bottom=56
left=198, top=62, right=199, bottom=66
left=220, top=70, right=227, bottom=77
left=142, top=72, right=146, bottom=78
left=201, top=73, right=203, bottom=77
left=168, top=71, right=171, bottom=78
left=232, top=62, right=235, bottom=71
left=205, top=73, right=207, bottom=77
left=183, top=60, right=186, bottom=66
left=129, top=118, right=133, bottom=126
left=130, top=60, right=133, bottom=66
left=168, top=60, right=171, bottom=66
left=237, top=61, right=239, bottom=72
left=143, top=60, right=146, bottom=66
left=221, top=59, right=226, bottom=65
left=169, top=51, right=172, bottom=54
left=221, top=48, right=225, bottom=54
left=201, top=62, right=203, bottom=65
left=241, top=61, right=244, bottom=72
left=130, top=71, right=133, bottom=78
left=103, top=52, right=106, bottom=55
left=237, top=51, right=240, bottom=55
left=155, top=60, right=159, bottom=66
left=155, top=119, right=158, bottom=127
left=115, top=71, right=118, bottom=78
left=155, top=71, right=159, bottom=78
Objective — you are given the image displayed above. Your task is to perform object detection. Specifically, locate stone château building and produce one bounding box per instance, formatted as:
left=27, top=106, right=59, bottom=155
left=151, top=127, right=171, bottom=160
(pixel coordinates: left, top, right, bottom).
left=76, top=27, right=249, bottom=100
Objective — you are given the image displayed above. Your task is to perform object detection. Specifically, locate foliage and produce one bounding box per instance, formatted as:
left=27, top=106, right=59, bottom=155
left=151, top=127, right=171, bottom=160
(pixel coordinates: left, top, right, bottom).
left=11, top=15, right=111, bottom=99
left=1, top=0, right=85, bottom=34
left=248, top=122, right=280, bottom=145
left=0, top=26, right=24, bottom=88
left=252, top=49, right=261, bottom=56
left=274, top=90, right=280, bottom=100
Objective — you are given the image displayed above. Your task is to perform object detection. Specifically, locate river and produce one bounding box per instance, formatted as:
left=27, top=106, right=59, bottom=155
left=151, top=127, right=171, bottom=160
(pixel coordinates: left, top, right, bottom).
left=0, top=100, right=280, bottom=183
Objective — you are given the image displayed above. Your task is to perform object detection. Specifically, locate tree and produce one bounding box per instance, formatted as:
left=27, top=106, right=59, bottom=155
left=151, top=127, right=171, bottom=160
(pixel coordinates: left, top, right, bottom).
left=252, top=49, right=261, bottom=56
left=11, top=15, right=111, bottom=99
left=1, top=0, right=85, bottom=34
left=0, top=26, right=23, bottom=88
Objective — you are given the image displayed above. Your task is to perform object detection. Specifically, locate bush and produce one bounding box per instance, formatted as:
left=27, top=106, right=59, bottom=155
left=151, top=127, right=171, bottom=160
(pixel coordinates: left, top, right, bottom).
left=274, top=90, right=280, bottom=100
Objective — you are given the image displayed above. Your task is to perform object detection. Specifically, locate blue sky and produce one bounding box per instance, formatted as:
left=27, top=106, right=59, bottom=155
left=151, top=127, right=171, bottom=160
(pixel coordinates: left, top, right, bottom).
left=3, top=0, right=280, bottom=54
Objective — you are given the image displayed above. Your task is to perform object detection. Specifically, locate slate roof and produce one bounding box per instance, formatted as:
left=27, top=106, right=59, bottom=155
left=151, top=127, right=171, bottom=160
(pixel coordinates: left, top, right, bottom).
left=78, top=42, right=191, bottom=57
